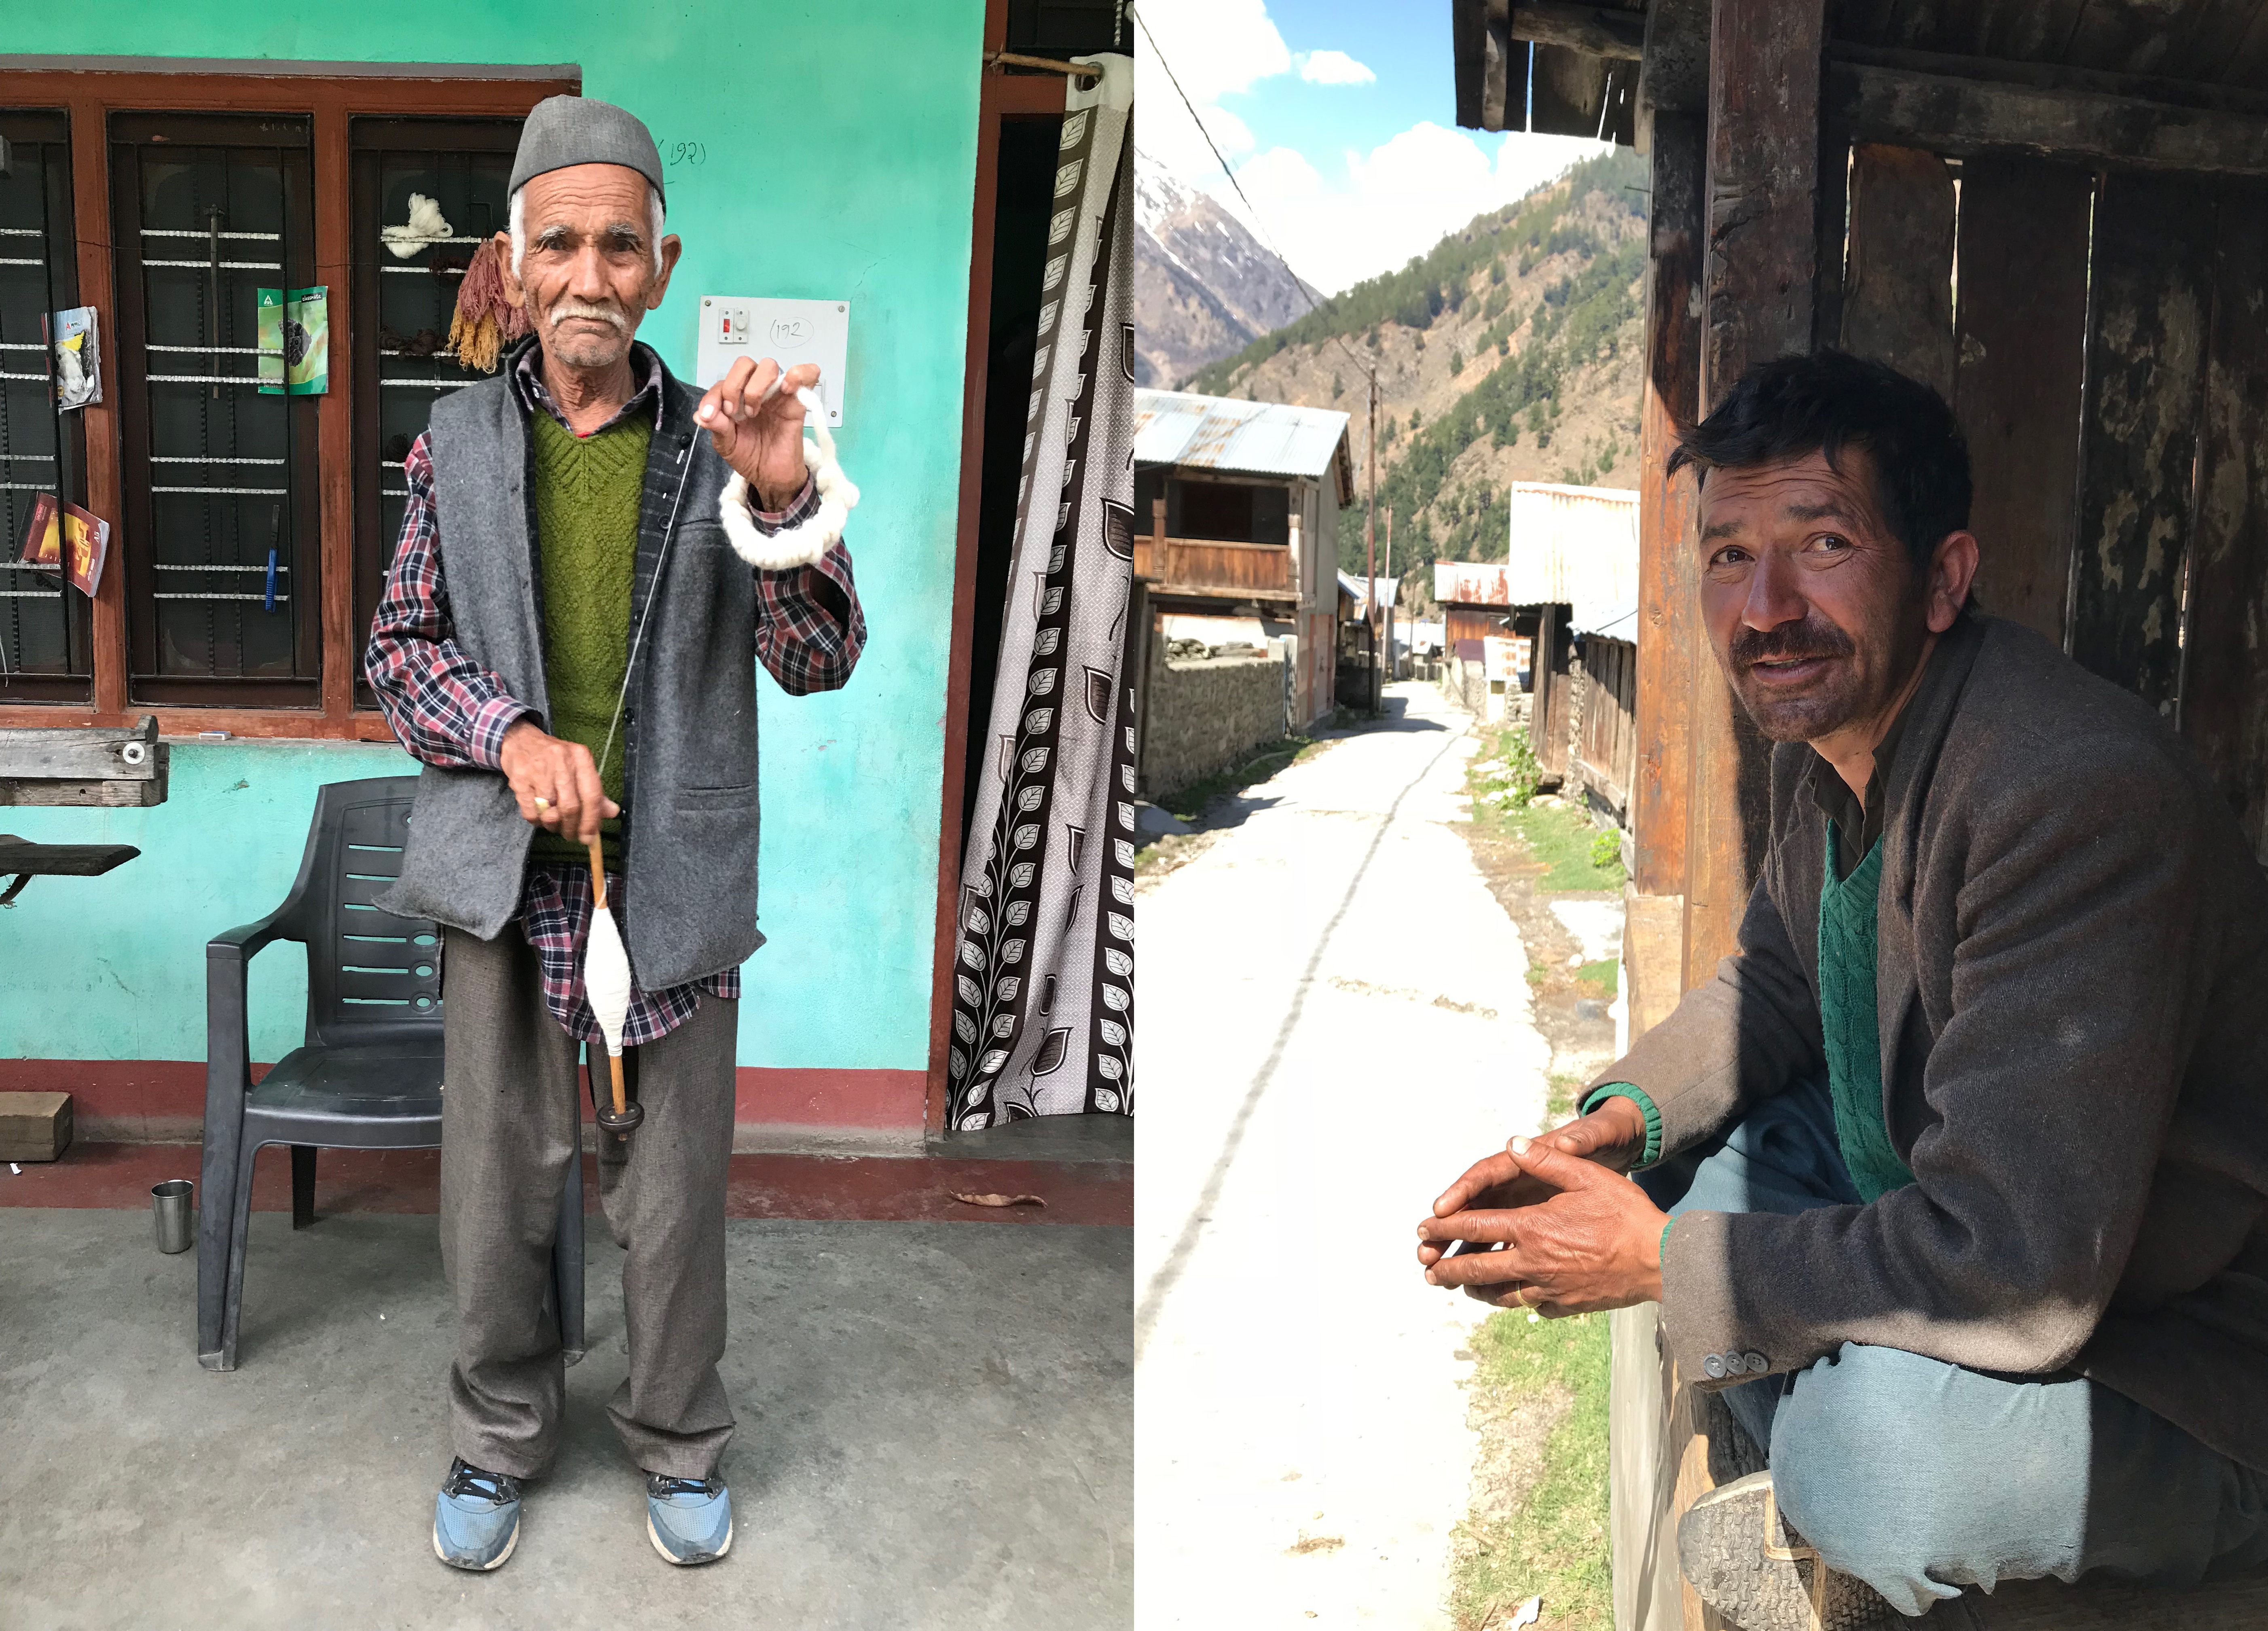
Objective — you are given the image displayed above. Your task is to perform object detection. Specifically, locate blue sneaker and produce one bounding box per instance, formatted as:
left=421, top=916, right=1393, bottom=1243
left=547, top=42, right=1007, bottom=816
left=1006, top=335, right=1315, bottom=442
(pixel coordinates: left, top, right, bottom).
left=645, top=1472, right=733, bottom=1565
left=433, top=1457, right=523, bottom=1571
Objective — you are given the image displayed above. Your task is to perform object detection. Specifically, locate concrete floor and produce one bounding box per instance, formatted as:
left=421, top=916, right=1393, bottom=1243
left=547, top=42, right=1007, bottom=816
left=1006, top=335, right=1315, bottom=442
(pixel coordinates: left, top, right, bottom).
left=0, top=1205, right=1129, bottom=1629
left=1135, top=685, right=1550, bottom=1628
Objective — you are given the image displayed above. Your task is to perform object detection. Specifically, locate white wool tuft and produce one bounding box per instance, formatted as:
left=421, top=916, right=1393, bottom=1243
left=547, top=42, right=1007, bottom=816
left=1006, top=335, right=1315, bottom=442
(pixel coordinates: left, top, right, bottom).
left=584, top=902, right=633, bottom=1057
left=716, top=386, right=860, bottom=570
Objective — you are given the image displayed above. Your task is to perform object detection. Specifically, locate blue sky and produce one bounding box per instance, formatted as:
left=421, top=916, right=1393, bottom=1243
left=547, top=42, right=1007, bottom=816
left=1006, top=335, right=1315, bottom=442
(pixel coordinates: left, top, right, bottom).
left=1136, top=0, right=1608, bottom=294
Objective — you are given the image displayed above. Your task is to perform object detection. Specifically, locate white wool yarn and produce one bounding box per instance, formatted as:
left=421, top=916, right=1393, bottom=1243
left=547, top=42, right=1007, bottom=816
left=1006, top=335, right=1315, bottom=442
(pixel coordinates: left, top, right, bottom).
left=584, top=902, right=633, bottom=1059
left=717, top=386, right=861, bottom=571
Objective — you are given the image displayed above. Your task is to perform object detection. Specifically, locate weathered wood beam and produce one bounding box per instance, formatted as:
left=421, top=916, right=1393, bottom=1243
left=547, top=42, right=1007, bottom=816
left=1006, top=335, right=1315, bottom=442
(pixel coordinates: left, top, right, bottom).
left=1839, top=144, right=1956, bottom=400
left=2069, top=173, right=2217, bottom=715
left=2177, top=179, right=2268, bottom=856
left=1631, top=110, right=1702, bottom=911
left=1952, top=157, right=2093, bottom=646
left=1830, top=41, right=2268, bottom=124
left=1831, top=61, right=2268, bottom=176
left=1510, top=1, right=1644, bottom=60
left=1687, top=0, right=1824, bottom=981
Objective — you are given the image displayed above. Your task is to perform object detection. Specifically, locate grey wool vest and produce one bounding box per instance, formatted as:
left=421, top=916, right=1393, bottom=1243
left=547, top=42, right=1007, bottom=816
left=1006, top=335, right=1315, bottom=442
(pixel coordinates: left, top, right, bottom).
left=378, top=346, right=767, bottom=991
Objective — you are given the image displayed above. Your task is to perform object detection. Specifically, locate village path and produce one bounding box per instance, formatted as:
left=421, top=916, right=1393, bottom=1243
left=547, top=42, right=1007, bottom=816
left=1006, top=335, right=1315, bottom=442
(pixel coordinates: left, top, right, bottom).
left=1134, top=681, right=1552, bottom=1629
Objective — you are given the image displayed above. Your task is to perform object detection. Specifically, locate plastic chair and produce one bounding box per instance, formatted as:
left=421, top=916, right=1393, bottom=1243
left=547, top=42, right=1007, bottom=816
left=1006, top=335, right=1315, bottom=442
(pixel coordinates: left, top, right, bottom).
left=198, top=776, right=584, bottom=1371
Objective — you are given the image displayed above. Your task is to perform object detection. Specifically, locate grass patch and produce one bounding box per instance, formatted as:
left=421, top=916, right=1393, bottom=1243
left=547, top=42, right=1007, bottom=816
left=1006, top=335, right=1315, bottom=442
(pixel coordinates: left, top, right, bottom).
left=1574, top=959, right=1617, bottom=999
left=1453, top=1310, right=1613, bottom=1630
left=1544, top=1072, right=1585, bottom=1123
left=1157, top=731, right=1327, bottom=821
left=1506, top=802, right=1625, bottom=894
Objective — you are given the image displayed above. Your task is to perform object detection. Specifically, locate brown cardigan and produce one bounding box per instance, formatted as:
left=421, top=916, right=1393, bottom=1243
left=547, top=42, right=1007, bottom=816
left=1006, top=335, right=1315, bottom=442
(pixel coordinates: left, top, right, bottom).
left=1598, top=612, right=2268, bottom=1473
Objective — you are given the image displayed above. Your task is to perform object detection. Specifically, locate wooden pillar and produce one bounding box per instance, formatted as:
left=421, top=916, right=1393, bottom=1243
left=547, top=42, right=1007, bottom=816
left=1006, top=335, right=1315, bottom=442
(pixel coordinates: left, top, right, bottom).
left=1685, top=0, right=1826, bottom=982
left=1629, top=108, right=1703, bottom=1032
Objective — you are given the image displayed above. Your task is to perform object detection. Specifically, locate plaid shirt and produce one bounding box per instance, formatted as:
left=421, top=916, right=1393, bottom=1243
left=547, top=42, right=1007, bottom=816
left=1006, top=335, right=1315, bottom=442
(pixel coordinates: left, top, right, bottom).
left=364, top=342, right=865, bottom=1046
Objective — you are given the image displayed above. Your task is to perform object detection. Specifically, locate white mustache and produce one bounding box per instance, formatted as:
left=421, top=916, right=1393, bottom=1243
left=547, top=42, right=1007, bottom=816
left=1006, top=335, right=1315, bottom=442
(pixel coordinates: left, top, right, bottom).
left=546, top=299, right=630, bottom=333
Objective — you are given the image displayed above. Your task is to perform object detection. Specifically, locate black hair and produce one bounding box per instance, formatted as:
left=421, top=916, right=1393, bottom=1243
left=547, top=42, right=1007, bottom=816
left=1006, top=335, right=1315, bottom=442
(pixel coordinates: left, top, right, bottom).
left=1668, top=350, right=1972, bottom=573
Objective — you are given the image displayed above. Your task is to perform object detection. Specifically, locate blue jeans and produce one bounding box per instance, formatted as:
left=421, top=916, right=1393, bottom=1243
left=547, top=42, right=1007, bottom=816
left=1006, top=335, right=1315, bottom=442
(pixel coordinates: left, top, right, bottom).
left=1637, top=1079, right=2268, bottom=1616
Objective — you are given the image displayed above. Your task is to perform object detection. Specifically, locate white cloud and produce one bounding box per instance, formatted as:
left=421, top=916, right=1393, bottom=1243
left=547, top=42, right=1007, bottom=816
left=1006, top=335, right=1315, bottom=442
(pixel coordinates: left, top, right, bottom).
left=1134, top=0, right=1291, bottom=206
left=1208, top=123, right=1613, bottom=296
left=1297, top=49, right=1375, bottom=85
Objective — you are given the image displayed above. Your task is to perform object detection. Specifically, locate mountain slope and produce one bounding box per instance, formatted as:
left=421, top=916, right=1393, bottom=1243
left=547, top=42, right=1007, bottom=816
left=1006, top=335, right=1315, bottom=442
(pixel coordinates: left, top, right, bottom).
left=1184, top=148, right=1648, bottom=576
left=1135, top=157, right=1321, bottom=389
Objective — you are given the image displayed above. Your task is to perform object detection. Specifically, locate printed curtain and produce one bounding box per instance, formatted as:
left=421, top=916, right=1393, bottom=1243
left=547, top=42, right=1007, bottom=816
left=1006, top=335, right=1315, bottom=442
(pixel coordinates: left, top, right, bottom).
left=948, top=55, right=1136, bottom=1129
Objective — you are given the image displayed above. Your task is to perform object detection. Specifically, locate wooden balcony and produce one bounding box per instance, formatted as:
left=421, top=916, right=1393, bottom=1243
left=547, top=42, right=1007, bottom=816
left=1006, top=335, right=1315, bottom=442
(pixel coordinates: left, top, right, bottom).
left=1132, top=534, right=1297, bottom=602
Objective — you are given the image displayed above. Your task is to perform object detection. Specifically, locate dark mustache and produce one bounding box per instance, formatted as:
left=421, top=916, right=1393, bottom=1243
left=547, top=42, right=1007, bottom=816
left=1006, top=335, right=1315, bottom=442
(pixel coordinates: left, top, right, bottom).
left=1728, top=621, right=1854, bottom=668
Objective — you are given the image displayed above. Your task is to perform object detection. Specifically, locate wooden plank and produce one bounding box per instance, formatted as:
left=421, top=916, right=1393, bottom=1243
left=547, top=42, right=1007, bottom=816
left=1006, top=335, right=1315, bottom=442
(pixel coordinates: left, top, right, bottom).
left=2069, top=174, right=2217, bottom=712
left=1839, top=144, right=1956, bottom=399
left=1953, top=157, right=2095, bottom=644
left=1632, top=110, right=1701, bottom=901
left=2177, top=178, right=2268, bottom=852
left=1832, top=61, right=2268, bottom=174
left=0, top=839, right=139, bottom=876
left=1829, top=39, right=2268, bottom=125
left=1622, top=884, right=1686, bottom=1040
left=1607, top=1301, right=1684, bottom=1631
left=314, top=102, right=355, bottom=723
left=1509, top=0, right=1644, bottom=59
left=66, top=91, right=125, bottom=722
left=1690, top=0, right=1822, bottom=980
left=0, top=760, right=167, bottom=806
left=0, top=714, right=160, bottom=780
left=0, top=1092, right=72, bottom=1163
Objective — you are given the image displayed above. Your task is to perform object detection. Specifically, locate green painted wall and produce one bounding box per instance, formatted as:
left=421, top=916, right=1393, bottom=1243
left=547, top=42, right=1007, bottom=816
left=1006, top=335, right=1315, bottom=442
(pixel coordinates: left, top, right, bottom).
left=2, top=3, right=983, bottom=1072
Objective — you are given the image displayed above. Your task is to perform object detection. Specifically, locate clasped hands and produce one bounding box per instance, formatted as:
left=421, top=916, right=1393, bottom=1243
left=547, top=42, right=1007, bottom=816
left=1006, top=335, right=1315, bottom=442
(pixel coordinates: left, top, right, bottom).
left=1415, top=1094, right=1671, bottom=1317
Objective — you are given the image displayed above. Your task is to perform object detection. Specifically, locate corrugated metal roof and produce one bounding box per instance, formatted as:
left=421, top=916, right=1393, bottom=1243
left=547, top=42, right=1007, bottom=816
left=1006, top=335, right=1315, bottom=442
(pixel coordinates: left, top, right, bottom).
left=1135, top=388, right=1356, bottom=503
left=1430, top=483, right=1638, bottom=635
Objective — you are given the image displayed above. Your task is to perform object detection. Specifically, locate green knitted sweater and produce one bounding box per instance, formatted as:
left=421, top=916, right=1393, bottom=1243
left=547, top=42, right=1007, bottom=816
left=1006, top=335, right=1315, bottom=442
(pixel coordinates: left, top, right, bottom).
left=1818, top=818, right=1915, bottom=1203
left=527, top=407, right=652, bottom=867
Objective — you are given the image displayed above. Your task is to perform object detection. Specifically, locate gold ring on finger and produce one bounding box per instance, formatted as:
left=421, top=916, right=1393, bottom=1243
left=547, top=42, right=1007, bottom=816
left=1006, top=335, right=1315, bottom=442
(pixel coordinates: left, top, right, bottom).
left=533, top=796, right=551, bottom=810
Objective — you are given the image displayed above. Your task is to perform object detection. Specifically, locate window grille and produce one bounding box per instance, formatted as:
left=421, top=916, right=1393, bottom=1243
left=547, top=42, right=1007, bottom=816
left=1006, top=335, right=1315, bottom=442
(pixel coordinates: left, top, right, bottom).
left=111, top=114, right=321, bottom=705
left=0, top=111, right=93, bottom=702
left=349, top=119, right=520, bottom=706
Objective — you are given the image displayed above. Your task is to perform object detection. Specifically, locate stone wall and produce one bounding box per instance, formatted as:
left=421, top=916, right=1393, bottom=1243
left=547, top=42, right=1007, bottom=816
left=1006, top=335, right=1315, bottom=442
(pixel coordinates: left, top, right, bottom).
left=1140, top=653, right=1288, bottom=799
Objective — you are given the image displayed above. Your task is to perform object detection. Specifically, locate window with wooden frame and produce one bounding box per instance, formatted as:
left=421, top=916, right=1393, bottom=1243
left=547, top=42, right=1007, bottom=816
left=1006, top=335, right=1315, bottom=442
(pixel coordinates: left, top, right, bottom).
left=0, top=64, right=575, bottom=738
left=0, top=112, right=92, bottom=703
left=349, top=118, right=519, bottom=710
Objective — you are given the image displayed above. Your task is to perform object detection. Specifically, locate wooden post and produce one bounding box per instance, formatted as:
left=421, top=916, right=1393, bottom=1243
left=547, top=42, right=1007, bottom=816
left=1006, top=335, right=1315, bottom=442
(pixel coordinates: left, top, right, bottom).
left=1952, top=157, right=2094, bottom=645
left=1686, top=0, right=1826, bottom=981
left=1630, top=108, right=1703, bottom=1024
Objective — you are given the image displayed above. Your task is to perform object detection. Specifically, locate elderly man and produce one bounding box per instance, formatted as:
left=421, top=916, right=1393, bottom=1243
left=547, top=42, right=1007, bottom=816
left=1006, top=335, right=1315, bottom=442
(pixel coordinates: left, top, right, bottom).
left=365, top=95, right=863, bottom=1572
left=1416, top=352, right=2268, bottom=1625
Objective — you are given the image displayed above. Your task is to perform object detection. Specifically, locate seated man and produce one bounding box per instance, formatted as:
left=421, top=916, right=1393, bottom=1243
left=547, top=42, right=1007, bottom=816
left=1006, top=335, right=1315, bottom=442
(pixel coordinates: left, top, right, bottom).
left=1415, top=351, right=2268, bottom=1627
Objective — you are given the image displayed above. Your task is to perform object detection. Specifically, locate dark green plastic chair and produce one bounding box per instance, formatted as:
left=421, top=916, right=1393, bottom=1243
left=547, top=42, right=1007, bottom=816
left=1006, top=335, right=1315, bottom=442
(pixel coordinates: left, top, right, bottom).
left=198, top=776, right=584, bottom=1370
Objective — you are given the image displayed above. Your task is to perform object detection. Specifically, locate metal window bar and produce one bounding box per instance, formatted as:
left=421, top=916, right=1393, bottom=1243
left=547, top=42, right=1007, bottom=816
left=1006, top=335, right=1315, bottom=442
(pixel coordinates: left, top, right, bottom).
left=381, top=379, right=462, bottom=389
left=139, top=227, right=280, bottom=239
left=380, top=265, right=466, bottom=275
left=147, top=344, right=284, bottom=355
left=146, top=375, right=271, bottom=386
left=0, top=227, right=42, bottom=236
left=152, top=562, right=288, bottom=572
left=150, top=455, right=284, bottom=464
left=0, top=372, right=49, bottom=381
left=151, top=485, right=292, bottom=495
left=0, top=453, right=55, bottom=461
left=142, top=259, right=284, bottom=271
left=0, top=341, right=45, bottom=350
left=0, top=258, right=47, bottom=267
left=152, top=593, right=292, bottom=602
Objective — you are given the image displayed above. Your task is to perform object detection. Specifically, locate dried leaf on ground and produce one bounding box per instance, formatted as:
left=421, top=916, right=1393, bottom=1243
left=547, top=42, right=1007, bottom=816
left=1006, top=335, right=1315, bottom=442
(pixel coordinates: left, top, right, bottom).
left=949, top=1191, right=1047, bottom=1208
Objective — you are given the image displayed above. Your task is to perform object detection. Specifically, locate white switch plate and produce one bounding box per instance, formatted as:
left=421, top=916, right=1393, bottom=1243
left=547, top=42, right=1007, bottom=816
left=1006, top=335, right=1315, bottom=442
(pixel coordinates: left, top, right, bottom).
left=695, top=295, right=850, bottom=426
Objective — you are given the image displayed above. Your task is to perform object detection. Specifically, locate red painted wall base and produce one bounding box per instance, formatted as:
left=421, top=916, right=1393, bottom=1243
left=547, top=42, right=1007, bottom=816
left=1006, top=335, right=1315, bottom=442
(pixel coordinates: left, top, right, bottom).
left=1, top=1059, right=928, bottom=1145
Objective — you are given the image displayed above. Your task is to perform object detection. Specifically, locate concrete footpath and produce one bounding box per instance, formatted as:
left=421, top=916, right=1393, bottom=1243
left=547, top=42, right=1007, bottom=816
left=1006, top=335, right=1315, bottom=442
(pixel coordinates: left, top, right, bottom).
left=1135, top=684, right=1550, bottom=1628
left=0, top=1205, right=1128, bottom=1629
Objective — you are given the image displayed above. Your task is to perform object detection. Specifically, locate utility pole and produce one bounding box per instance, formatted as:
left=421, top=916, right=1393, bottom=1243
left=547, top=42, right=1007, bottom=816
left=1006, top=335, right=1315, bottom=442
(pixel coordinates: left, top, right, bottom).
left=1365, top=373, right=1379, bottom=715
left=1380, top=506, right=1393, bottom=700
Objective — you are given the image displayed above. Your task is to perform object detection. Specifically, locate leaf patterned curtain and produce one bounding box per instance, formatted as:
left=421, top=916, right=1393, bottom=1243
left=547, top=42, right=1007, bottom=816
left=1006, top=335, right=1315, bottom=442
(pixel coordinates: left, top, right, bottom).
left=949, top=56, right=1136, bottom=1128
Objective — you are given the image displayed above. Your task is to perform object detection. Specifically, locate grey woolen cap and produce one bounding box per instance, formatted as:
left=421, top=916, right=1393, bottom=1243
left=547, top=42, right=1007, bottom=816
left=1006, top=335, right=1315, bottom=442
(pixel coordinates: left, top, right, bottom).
left=509, top=95, right=666, bottom=208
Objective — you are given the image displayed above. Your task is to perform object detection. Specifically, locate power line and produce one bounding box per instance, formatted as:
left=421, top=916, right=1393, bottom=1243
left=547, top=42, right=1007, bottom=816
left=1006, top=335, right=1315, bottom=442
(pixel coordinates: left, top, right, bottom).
left=1134, top=6, right=1374, bottom=388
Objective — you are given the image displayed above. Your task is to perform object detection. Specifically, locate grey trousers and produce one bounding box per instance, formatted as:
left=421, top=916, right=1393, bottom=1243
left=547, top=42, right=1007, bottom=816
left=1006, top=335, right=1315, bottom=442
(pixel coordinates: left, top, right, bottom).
left=439, top=924, right=740, bottom=1481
